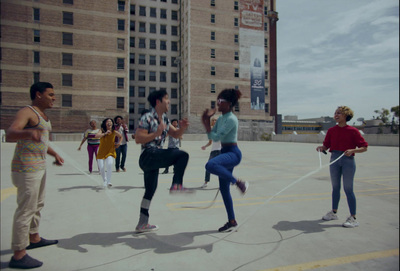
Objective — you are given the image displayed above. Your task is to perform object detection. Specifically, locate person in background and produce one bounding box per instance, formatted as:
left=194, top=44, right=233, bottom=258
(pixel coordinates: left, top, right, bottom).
left=317, top=106, right=368, bottom=228
left=200, top=117, right=221, bottom=188
left=77, top=120, right=100, bottom=174
left=201, top=88, right=249, bottom=233
left=95, top=118, right=122, bottom=188
left=6, top=82, right=64, bottom=269
left=114, top=116, right=129, bottom=172
left=162, top=119, right=182, bottom=174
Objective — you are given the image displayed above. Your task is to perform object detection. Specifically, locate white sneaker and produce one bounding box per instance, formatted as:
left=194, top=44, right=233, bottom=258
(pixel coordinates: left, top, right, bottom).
left=107, top=183, right=112, bottom=188
left=322, top=210, right=338, bottom=221
left=343, top=216, right=359, bottom=228
left=201, top=182, right=208, bottom=188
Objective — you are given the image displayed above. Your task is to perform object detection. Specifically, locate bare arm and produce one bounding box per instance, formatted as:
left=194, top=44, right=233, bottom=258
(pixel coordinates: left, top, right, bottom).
left=202, top=139, right=212, bottom=150
left=135, top=123, right=165, bottom=145
left=78, top=133, right=88, bottom=150
left=47, top=145, right=64, bottom=166
left=344, top=146, right=368, bottom=156
left=6, top=107, right=42, bottom=142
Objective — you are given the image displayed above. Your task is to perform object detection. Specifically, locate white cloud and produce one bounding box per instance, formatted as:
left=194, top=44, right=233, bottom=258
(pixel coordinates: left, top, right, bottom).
left=276, top=0, right=399, bottom=123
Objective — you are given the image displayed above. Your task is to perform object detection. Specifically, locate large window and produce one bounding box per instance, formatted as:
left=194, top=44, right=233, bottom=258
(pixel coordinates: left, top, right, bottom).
left=139, top=54, right=146, bottom=65
left=33, top=30, right=40, bottom=42
left=33, top=51, right=40, bottom=64
left=33, top=8, right=40, bottom=21
left=139, top=87, right=146, bottom=97
left=117, top=58, right=125, bottom=70
left=118, top=1, right=125, bottom=11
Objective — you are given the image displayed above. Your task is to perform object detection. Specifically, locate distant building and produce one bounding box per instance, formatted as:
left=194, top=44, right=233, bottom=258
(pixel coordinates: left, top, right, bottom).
left=281, top=115, right=335, bottom=134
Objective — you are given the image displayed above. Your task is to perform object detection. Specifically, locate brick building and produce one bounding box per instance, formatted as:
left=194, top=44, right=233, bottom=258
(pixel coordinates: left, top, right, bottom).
left=0, top=0, right=278, bottom=137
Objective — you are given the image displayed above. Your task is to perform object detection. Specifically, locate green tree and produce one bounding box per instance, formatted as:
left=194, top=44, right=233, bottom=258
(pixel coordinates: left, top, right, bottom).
left=373, top=108, right=390, bottom=124
left=390, top=105, right=399, bottom=134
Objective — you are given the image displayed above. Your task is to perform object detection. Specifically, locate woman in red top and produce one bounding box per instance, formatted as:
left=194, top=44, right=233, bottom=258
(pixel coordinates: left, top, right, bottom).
left=317, top=106, right=368, bottom=228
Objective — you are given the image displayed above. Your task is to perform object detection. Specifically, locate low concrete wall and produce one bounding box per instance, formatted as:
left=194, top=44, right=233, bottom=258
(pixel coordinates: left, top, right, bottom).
left=271, top=133, right=399, bottom=147
left=50, top=133, right=209, bottom=142
left=50, top=133, right=399, bottom=147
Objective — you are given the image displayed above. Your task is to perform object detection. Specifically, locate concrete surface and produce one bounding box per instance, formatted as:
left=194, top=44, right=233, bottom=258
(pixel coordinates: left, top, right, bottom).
left=1, top=141, right=399, bottom=271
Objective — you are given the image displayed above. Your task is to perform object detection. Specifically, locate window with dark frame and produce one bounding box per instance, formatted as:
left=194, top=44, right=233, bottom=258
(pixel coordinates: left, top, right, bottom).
left=130, top=4, right=135, bottom=15
left=139, top=87, right=146, bottom=97
left=63, top=0, right=73, bottom=4
left=63, top=32, right=73, bottom=45
left=160, top=25, right=167, bottom=35
left=211, top=84, right=216, bottom=93
left=130, top=53, right=135, bottom=64
left=33, top=30, right=40, bottom=42
left=171, top=73, right=177, bottom=83
left=117, top=77, right=124, bottom=88
left=171, top=88, right=178, bottom=99
left=129, top=86, right=135, bottom=97
left=139, top=70, right=146, bottom=81
left=150, top=23, right=157, bottom=33
left=117, top=38, right=125, bottom=50
left=160, top=72, right=166, bottom=82
left=118, top=19, right=125, bottom=31
left=117, top=58, right=125, bottom=69
left=150, top=7, right=156, bottom=17
left=234, top=68, right=239, bottom=77
left=211, top=31, right=215, bottom=41
left=234, top=51, right=239, bottom=60
left=149, top=71, right=156, bottom=81
left=160, top=9, right=167, bottom=19
left=171, top=104, right=177, bottom=115
left=33, top=8, right=40, bottom=21
left=211, top=66, right=215, bottom=76
left=129, top=103, right=135, bottom=113
left=62, top=53, right=73, bottom=66
left=63, top=12, right=73, bottom=25
left=160, top=40, right=167, bottom=50
left=33, top=51, right=40, bottom=64
left=130, top=37, right=135, bottom=47
left=62, top=94, right=72, bottom=107
left=139, top=54, right=146, bottom=65
left=117, top=97, right=124, bottom=109
left=129, top=70, right=135, bottom=80
left=265, top=103, right=269, bottom=113
left=139, top=22, right=146, bottom=32
left=118, top=1, right=125, bottom=11
left=150, top=55, right=156, bottom=65
left=139, top=38, right=146, bottom=48
left=160, top=56, right=167, bottom=66
left=171, top=41, right=178, bottom=51
left=211, top=14, right=215, bottom=23
left=171, top=10, right=178, bottom=20
left=130, top=21, right=135, bottom=31
left=62, top=74, right=72, bottom=86
left=150, top=39, right=156, bottom=49
left=211, top=101, right=216, bottom=108
left=211, top=48, right=215, bottom=58
left=139, top=6, right=146, bottom=16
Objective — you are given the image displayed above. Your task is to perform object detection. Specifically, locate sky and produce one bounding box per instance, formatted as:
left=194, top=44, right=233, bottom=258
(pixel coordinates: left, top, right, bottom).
left=276, top=0, right=399, bottom=124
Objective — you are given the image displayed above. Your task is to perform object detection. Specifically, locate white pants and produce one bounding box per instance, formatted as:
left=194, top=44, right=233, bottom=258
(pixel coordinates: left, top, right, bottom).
left=97, top=156, right=114, bottom=185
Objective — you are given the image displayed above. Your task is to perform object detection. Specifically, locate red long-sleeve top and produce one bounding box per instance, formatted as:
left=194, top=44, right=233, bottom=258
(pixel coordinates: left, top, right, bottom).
left=323, top=125, right=368, bottom=156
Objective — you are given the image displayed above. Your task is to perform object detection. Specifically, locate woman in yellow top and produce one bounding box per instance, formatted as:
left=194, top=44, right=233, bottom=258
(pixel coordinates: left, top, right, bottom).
left=95, top=118, right=122, bottom=188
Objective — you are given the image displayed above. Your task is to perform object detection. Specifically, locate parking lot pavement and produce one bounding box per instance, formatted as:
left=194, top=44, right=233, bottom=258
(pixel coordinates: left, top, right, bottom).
left=1, top=141, right=399, bottom=271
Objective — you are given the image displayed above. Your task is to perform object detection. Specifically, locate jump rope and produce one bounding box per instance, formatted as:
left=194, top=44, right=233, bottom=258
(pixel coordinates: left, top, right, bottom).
left=49, top=141, right=345, bottom=270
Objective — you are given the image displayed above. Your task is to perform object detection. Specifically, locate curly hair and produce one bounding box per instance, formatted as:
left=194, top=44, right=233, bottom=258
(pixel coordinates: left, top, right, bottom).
left=337, top=106, right=354, bottom=122
left=218, top=88, right=242, bottom=107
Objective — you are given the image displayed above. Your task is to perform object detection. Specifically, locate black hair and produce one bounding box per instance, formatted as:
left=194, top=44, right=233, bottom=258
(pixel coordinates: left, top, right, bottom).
left=140, top=109, right=150, bottom=116
left=218, top=88, right=242, bottom=108
left=30, top=82, right=53, bottom=100
left=147, top=89, right=168, bottom=108
left=101, top=118, right=116, bottom=133
left=114, top=115, right=123, bottom=123
left=171, top=119, right=178, bottom=123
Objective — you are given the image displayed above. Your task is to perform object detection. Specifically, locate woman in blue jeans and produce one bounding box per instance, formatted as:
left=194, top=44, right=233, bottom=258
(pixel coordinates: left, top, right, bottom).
left=317, top=106, right=368, bottom=228
left=201, top=88, right=249, bottom=232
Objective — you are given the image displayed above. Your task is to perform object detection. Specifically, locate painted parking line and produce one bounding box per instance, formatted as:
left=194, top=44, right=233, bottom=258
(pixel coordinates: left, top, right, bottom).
left=259, top=248, right=399, bottom=271
left=1, top=186, right=16, bottom=202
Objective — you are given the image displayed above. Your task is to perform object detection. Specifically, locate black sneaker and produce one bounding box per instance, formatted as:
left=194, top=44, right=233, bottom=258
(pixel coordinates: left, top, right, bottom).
left=218, top=221, right=238, bottom=232
left=9, top=254, right=43, bottom=269
left=236, top=179, right=249, bottom=195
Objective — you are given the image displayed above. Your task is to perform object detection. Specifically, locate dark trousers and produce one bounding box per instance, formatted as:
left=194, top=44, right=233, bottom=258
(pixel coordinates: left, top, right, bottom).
left=115, top=144, right=127, bottom=170
left=139, top=148, right=189, bottom=201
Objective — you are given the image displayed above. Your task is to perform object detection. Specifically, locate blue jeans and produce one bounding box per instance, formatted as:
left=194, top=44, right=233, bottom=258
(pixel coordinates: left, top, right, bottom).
left=329, top=151, right=357, bottom=215
left=206, top=145, right=242, bottom=221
